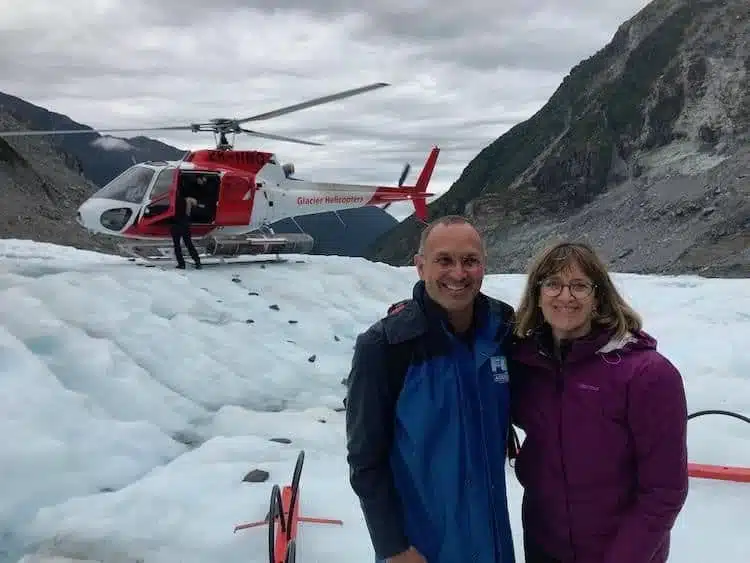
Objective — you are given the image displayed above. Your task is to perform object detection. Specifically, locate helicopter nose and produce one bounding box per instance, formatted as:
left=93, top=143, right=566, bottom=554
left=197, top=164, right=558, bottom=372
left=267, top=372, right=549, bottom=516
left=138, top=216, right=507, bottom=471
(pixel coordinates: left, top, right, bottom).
left=76, top=197, right=138, bottom=234
left=76, top=201, right=91, bottom=228
left=76, top=199, right=100, bottom=232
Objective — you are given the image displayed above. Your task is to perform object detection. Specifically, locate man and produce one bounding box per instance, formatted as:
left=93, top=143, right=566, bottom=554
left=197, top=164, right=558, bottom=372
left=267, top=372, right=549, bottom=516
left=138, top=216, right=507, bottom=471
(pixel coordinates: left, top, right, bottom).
left=345, top=215, right=517, bottom=563
left=171, top=182, right=201, bottom=270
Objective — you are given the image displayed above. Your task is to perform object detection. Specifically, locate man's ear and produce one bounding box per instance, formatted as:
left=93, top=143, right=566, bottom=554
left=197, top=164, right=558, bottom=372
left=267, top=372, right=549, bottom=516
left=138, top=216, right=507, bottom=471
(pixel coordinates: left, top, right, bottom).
left=414, top=254, right=425, bottom=280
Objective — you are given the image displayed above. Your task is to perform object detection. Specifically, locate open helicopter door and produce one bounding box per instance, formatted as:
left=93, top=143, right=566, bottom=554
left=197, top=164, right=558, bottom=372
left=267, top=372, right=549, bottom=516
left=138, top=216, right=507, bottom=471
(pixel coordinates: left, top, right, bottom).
left=137, top=166, right=178, bottom=227
left=213, top=172, right=255, bottom=226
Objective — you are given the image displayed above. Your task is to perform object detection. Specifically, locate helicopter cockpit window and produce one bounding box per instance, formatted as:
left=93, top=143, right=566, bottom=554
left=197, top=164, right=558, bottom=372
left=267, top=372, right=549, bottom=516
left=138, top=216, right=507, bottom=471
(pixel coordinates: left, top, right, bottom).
left=90, top=166, right=156, bottom=204
left=149, top=167, right=176, bottom=200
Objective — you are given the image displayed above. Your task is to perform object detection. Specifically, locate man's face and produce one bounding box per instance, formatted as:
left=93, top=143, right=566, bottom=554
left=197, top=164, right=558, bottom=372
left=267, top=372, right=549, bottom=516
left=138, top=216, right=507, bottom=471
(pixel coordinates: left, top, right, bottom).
left=414, top=223, right=485, bottom=314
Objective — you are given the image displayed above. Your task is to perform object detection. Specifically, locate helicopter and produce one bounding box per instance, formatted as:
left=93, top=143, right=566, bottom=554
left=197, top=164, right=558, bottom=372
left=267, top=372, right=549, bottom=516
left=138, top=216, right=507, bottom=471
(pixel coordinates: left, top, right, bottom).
left=0, top=82, right=438, bottom=262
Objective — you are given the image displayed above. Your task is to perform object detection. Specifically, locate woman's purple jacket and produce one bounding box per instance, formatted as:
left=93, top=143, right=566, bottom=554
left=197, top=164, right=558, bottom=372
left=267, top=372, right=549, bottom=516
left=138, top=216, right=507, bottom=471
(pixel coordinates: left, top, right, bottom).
left=510, top=325, right=689, bottom=563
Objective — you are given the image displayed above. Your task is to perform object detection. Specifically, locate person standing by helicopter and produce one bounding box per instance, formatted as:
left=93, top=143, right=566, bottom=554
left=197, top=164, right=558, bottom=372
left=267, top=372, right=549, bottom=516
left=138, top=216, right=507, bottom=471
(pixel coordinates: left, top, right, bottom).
left=171, top=178, right=202, bottom=269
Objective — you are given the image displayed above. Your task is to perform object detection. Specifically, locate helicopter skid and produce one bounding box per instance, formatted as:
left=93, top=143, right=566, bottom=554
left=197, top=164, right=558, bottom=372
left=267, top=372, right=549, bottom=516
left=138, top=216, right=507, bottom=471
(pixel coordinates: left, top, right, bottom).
left=117, top=232, right=315, bottom=264
left=204, top=232, right=315, bottom=257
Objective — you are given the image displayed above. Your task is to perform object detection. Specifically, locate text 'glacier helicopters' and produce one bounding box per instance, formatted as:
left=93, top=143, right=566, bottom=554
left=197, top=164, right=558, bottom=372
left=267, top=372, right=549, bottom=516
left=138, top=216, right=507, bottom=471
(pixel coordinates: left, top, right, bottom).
left=0, top=82, right=439, bottom=262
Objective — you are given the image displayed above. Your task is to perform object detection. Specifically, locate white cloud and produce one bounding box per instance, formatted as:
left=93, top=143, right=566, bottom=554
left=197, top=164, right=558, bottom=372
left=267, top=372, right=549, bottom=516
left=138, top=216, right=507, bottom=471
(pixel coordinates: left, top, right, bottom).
left=0, top=0, right=652, bottom=221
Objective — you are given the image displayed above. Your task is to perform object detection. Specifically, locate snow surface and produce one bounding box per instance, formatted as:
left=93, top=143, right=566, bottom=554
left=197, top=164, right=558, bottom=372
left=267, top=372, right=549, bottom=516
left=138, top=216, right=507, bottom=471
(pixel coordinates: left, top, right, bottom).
left=0, top=238, right=748, bottom=562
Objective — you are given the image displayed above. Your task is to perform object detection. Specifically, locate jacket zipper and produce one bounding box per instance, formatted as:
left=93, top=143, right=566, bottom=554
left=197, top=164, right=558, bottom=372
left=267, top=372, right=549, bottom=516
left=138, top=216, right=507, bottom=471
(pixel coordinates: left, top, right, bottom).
left=487, top=319, right=514, bottom=561
left=468, top=339, right=500, bottom=562
left=556, top=363, right=576, bottom=560
left=473, top=321, right=511, bottom=562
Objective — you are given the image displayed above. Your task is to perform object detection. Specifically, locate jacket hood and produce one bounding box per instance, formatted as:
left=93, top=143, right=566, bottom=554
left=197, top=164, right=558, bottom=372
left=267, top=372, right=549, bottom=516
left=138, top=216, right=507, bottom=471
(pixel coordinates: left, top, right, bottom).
left=512, top=322, right=658, bottom=368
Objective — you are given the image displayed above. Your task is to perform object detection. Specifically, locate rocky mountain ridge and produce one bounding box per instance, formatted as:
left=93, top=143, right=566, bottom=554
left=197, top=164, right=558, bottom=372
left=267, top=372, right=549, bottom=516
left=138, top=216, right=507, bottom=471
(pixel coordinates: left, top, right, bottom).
left=0, top=91, right=186, bottom=187
left=367, top=0, right=750, bottom=277
left=0, top=111, right=117, bottom=253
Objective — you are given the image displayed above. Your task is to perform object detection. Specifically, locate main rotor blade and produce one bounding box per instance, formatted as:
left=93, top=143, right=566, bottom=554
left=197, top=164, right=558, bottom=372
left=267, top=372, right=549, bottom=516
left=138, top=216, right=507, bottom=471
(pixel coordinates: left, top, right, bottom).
left=236, top=82, right=389, bottom=124
left=0, top=125, right=194, bottom=138
left=239, top=127, right=323, bottom=146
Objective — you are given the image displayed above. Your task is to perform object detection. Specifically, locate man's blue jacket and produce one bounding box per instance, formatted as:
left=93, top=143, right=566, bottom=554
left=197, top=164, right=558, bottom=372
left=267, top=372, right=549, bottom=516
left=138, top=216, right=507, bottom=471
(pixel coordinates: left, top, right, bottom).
left=345, top=281, right=517, bottom=563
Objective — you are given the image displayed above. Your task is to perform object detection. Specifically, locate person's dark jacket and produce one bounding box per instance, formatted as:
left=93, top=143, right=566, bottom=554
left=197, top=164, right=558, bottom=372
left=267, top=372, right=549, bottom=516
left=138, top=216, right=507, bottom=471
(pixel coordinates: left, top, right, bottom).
left=345, top=280, right=517, bottom=563
left=172, top=193, right=191, bottom=226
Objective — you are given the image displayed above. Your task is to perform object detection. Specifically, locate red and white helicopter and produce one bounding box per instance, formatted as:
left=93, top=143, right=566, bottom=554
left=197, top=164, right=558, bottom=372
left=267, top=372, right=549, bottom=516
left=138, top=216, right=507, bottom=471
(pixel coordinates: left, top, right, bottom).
left=0, top=82, right=438, bottom=262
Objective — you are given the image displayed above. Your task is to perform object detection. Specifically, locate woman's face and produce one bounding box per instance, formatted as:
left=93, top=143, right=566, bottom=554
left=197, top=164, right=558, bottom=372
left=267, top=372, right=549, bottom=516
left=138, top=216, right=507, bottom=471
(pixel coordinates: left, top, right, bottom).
left=538, top=261, right=597, bottom=340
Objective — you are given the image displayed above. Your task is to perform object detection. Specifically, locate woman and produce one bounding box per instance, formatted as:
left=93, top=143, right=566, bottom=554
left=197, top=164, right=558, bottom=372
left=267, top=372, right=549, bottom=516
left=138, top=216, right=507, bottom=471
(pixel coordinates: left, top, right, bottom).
left=509, top=242, right=689, bottom=563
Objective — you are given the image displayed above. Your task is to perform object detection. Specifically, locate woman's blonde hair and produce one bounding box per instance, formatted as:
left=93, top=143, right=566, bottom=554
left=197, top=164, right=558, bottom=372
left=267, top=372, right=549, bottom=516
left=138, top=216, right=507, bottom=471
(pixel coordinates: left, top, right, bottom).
left=514, top=241, right=642, bottom=340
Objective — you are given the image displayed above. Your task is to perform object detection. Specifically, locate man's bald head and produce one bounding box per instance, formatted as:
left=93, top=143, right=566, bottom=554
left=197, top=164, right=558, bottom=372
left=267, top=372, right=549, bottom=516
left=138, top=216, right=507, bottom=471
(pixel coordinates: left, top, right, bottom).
left=416, top=215, right=485, bottom=257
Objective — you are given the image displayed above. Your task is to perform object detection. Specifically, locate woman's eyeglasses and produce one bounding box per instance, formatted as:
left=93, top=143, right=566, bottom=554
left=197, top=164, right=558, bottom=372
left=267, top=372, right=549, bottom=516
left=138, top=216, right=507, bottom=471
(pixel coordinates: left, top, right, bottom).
left=539, top=279, right=596, bottom=298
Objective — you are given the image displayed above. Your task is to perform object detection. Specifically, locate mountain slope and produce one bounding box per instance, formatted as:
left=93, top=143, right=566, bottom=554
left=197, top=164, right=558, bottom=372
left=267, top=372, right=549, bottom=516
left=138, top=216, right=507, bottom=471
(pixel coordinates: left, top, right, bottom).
left=0, top=111, right=120, bottom=253
left=368, top=0, right=750, bottom=277
left=0, top=93, right=398, bottom=258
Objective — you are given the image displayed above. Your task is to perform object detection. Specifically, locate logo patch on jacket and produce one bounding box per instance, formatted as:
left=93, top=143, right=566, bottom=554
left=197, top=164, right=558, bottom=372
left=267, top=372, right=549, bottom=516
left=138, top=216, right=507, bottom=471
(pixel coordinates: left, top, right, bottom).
left=490, top=355, right=508, bottom=383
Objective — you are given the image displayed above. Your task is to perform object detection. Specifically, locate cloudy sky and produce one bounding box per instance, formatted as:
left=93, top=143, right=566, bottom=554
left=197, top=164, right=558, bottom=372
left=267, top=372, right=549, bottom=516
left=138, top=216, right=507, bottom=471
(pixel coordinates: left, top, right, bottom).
left=1, top=0, right=651, bottom=219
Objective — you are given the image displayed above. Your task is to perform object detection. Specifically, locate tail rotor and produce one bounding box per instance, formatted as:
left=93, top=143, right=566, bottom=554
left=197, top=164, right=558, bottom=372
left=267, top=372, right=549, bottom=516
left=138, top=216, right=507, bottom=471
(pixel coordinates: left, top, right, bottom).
left=382, top=162, right=412, bottom=214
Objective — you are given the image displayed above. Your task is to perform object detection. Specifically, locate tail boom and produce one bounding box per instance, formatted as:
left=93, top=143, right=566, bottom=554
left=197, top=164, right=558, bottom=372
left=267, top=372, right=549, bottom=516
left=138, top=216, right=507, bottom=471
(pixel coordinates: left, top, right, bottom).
left=281, top=146, right=440, bottom=221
